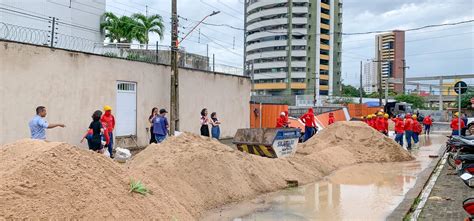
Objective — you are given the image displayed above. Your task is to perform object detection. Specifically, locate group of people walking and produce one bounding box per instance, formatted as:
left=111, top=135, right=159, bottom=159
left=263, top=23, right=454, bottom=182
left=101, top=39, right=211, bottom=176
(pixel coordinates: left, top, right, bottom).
left=80, top=106, right=116, bottom=157
left=363, top=111, right=432, bottom=150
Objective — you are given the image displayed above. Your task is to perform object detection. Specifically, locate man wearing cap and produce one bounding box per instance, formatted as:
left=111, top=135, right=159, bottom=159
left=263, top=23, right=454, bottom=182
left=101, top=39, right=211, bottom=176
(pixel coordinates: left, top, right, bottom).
left=450, top=112, right=465, bottom=136
left=101, top=105, right=115, bottom=158
left=153, top=109, right=169, bottom=143
left=404, top=113, right=414, bottom=150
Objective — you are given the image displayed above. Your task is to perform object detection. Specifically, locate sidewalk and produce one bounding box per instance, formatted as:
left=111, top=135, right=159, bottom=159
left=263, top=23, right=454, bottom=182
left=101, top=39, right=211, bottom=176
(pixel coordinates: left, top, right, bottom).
left=419, top=163, right=473, bottom=220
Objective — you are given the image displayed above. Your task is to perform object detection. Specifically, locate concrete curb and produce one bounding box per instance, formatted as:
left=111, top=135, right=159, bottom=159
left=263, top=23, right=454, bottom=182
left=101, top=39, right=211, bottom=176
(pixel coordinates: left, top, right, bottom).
left=386, top=145, right=445, bottom=221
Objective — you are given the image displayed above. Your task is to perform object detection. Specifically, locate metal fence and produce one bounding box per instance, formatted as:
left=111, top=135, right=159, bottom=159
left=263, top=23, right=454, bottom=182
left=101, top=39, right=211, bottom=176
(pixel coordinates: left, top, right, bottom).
left=0, top=21, right=243, bottom=75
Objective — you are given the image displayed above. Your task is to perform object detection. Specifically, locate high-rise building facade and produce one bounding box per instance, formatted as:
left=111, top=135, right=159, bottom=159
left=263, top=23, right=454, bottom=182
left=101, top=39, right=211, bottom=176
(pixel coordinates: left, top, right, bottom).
left=363, top=61, right=377, bottom=94
left=375, top=30, right=405, bottom=93
left=244, top=0, right=343, bottom=96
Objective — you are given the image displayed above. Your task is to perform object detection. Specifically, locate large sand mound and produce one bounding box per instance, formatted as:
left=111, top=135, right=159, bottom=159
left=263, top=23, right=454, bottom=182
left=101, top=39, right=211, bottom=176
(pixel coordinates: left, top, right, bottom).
left=298, top=121, right=414, bottom=162
left=0, top=121, right=413, bottom=220
left=0, top=140, right=192, bottom=220
left=128, top=134, right=319, bottom=218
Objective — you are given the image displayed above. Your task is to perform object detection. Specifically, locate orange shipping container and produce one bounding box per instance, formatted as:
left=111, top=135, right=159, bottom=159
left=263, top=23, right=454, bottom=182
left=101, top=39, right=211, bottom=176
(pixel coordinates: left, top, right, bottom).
left=250, top=103, right=288, bottom=128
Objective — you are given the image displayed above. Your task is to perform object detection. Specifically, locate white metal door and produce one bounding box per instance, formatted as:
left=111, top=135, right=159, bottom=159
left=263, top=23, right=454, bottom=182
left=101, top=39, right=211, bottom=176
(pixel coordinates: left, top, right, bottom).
left=116, top=81, right=137, bottom=136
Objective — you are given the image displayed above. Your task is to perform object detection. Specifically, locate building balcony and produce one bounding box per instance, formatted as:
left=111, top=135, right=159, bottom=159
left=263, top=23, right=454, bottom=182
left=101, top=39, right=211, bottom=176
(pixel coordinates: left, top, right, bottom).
left=321, top=2, right=330, bottom=10
left=320, top=44, right=330, bottom=50
left=321, top=13, right=330, bottom=20
left=254, top=82, right=287, bottom=90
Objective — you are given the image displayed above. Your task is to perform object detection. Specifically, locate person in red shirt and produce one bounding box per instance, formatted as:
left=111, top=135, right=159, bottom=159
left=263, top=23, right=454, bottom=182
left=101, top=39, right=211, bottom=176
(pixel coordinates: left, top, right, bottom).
left=412, top=115, right=422, bottom=146
left=375, top=112, right=386, bottom=133
left=404, top=114, right=414, bottom=150
left=300, top=108, right=316, bottom=142
left=422, top=115, right=433, bottom=135
left=394, top=115, right=405, bottom=146
left=367, top=115, right=374, bottom=128
left=450, top=112, right=465, bottom=136
left=328, top=112, right=335, bottom=125
left=101, top=105, right=116, bottom=158
left=384, top=114, right=389, bottom=135
left=276, top=112, right=288, bottom=128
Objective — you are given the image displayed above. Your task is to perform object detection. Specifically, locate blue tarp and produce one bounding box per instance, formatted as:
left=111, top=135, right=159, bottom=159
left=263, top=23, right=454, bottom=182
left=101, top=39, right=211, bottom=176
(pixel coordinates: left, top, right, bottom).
left=365, top=101, right=381, bottom=107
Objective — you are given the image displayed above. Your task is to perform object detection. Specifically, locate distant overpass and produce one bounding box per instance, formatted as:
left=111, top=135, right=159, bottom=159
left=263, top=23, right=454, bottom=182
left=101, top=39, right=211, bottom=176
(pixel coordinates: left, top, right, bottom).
left=405, top=74, right=473, bottom=110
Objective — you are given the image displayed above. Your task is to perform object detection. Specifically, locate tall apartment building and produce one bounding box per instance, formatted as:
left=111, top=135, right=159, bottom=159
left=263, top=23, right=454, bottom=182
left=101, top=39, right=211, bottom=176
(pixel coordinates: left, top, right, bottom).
left=375, top=30, right=405, bottom=93
left=363, top=61, right=377, bottom=94
left=244, top=0, right=343, bottom=96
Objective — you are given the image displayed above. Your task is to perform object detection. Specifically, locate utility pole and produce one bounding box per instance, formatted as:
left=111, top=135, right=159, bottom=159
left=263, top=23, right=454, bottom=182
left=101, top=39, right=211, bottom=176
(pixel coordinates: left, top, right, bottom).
left=170, top=0, right=179, bottom=135
left=359, top=61, right=363, bottom=104
left=206, top=44, right=209, bottom=70
left=401, top=59, right=409, bottom=94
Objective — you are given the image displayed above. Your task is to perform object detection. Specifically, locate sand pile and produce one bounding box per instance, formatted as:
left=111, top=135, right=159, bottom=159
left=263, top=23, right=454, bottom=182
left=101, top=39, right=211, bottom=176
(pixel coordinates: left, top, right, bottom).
left=297, top=121, right=414, bottom=167
left=0, top=140, right=192, bottom=220
left=1, top=123, right=413, bottom=220
left=128, top=134, right=319, bottom=218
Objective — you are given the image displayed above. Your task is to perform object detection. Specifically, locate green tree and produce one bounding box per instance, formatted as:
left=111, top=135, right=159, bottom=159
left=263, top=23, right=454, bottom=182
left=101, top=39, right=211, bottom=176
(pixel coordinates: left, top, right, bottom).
left=132, top=13, right=165, bottom=49
left=100, top=12, right=141, bottom=45
left=455, top=89, right=474, bottom=109
left=395, top=94, right=425, bottom=109
left=341, top=84, right=364, bottom=97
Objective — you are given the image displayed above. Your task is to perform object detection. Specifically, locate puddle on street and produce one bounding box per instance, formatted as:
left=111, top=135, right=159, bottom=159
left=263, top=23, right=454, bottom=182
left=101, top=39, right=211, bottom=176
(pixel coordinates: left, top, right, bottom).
left=202, top=135, right=446, bottom=221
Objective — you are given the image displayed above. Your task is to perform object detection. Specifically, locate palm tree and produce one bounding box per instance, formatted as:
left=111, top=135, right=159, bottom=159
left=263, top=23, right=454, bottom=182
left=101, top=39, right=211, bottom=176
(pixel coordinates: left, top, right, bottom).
left=100, top=12, right=122, bottom=43
left=132, top=13, right=165, bottom=50
left=101, top=12, right=137, bottom=45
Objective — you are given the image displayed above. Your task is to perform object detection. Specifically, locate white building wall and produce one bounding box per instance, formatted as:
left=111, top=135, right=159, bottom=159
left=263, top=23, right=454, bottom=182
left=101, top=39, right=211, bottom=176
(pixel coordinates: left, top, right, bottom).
left=0, top=0, right=105, bottom=43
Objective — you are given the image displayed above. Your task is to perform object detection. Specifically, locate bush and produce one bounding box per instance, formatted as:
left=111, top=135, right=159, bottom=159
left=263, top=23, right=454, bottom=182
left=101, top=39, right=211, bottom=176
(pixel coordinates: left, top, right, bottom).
left=103, top=52, right=118, bottom=57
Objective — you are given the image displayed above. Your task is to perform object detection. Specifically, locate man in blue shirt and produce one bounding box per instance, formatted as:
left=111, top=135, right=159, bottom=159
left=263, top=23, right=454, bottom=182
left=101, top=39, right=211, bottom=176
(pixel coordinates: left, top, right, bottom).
left=153, top=109, right=169, bottom=143
left=29, top=106, right=65, bottom=140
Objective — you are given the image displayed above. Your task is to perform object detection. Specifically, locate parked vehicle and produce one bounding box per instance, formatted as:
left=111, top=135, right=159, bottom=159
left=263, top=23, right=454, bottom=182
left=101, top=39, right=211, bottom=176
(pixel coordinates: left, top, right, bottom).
left=447, top=136, right=474, bottom=169
left=384, top=102, right=412, bottom=118
left=463, top=197, right=474, bottom=221
left=458, top=154, right=474, bottom=188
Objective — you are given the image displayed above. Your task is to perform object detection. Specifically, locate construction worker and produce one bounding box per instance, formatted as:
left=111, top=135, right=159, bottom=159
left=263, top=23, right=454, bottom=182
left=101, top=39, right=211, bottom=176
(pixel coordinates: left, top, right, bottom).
left=300, top=108, right=316, bottom=142
left=394, top=115, right=405, bottom=146
left=375, top=112, right=386, bottom=134
left=370, top=114, right=377, bottom=129
left=384, top=113, right=389, bottom=135
left=101, top=105, right=116, bottom=158
left=450, top=112, right=465, bottom=136
left=412, top=115, right=422, bottom=146
left=404, top=113, right=414, bottom=150
left=362, top=116, right=367, bottom=124
left=276, top=112, right=288, bottom=128
left=328, top=112, right=335, bottom=125
left=422, top=115, right=433, bottom=135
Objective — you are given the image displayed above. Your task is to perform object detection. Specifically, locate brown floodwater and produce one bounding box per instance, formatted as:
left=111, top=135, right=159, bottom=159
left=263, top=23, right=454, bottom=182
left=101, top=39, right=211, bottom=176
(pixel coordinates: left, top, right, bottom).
left=201, top=135, right=446, bottom=221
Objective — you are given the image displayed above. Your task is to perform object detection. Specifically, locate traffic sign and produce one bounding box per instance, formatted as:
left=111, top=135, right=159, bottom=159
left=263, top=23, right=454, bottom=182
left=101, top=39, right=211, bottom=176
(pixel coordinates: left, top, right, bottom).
left=454, top=81, right=468, bottom=94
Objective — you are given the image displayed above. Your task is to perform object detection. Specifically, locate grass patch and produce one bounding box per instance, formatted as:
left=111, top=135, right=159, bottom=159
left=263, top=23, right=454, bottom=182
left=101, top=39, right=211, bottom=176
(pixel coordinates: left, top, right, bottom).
left=129, top=179, right=149, bottom=195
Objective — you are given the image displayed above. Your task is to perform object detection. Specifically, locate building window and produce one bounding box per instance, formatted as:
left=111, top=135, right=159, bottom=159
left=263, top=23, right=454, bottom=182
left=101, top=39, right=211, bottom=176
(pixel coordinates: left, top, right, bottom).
left=321, top=8, right=330, bottom=15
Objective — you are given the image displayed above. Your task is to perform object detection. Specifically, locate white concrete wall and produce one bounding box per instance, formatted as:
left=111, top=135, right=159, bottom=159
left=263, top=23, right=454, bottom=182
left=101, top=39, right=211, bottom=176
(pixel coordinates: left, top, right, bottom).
left=0, top=41, right=251, bottom=146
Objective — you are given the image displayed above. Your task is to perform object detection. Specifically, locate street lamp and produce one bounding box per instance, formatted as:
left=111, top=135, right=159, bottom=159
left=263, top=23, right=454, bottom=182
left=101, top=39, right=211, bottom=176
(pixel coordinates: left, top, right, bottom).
left=177, top=11, right=220, bottom=46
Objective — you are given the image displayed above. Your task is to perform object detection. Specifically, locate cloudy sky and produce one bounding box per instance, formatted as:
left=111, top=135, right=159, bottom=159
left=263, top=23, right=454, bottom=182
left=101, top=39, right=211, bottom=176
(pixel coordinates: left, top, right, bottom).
left=106, top=0, right=474, bottom=87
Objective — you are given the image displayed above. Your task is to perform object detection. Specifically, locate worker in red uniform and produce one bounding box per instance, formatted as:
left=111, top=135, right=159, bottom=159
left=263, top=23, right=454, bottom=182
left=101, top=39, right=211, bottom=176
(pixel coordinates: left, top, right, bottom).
left=276, top=112, right=288, bottom=128
left=412, top=115, right=422, bottom=146
left=300, top=108, right=316, bottom=142
left=422, top=115, right=433, bottom=135
left=100, top=105, right=116, bottom=158
left=366, top=114, right=373, bottom=128
left=375, top=112, right=386, bottom=134
left=384, top=113, right=389, bottom=135
left=394, top=115, right=405, bottom=146
left=404, top=114, right=414, bottom=150
left=450, top=112, right=465, bottom=136
left=328, top=112, right=335, bottom=125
